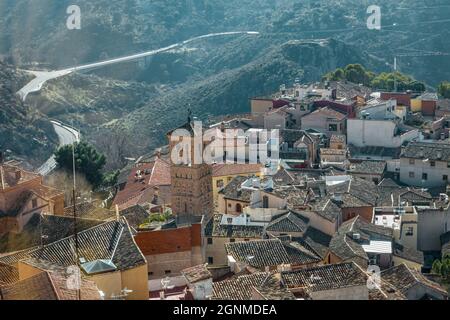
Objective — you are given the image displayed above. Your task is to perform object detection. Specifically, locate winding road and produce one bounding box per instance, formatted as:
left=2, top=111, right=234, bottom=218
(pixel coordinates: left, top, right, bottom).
left=18, top=31, right=260, bottom=101
left=37, top=121, right=80, bottom=176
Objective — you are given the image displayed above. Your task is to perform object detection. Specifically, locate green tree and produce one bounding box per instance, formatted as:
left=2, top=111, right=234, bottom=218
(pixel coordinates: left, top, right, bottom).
left=54, top=141, right=106, bottom=188
left=438, top=82, right=450, bottom=98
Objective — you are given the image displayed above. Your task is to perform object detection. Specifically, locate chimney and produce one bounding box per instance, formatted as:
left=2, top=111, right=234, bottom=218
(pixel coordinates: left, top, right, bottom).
left=15, top=170, right=21, bottom=181
left=332, top=89, right=337, bottom=100
left=437, top=149, right=443, bottom=160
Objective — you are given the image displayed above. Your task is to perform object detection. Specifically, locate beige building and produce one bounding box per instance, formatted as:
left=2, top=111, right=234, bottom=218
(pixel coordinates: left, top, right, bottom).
left=205, top=214, right=264, bottom=266
left=0, top=218, right=148, bottom=300
left=0, top=161, right=64, bottom=236
left=281, top=262, right=369, bottom=300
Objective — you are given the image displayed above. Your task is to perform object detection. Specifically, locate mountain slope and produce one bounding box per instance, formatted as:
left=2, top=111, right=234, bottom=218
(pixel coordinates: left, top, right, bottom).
left=0, top=63, right=58, bottom=165
left=106, top=39, right=382, bottom=155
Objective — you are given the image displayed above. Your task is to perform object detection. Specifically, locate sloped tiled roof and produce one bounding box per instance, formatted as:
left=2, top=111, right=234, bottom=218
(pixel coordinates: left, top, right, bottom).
left=401, top=141, right=450, bottom=162
left=0, top=270, right=101, bottom=300
left=281, top=262, right=368, bottom=292
left=348, top=160, right=386, bottom=175
left=266, top=212, right=309, bottom=234
left=329, top=216, right=393, bottom=262
left=112, top=158, right=171, bottom=209
left=181, top=264, right=212, bottom=284
left=393, top=242, right=424, bottom=265
left=299, top=227, right=332, bottom=259
left=225, top=239, right=291, bottom=268
left=0, top=218, right=146, bottom=272
left=212, top=272, right=295, bottom=300
left=282, top=241, right=322, bottom=265
left=381, top=264, right=448, bottom=298
left=218, top=176, right=253, bottom=202
left=307, top=197, right=342, bottom=222
left=212, top=164, right=262, bottom=177
left=0, top=214, right=103, bottom=253
left=0, top=261, right=19, bottom=285
left=212, top=272, right=272, bottom=300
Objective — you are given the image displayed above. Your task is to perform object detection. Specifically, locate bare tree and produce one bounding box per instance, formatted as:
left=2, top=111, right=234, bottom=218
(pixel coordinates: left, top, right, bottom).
left=96, top=128, right=133, bottom=171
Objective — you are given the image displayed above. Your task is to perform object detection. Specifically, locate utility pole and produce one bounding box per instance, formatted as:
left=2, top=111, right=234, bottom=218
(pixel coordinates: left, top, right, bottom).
left=71, top=120, right=81, bottom=301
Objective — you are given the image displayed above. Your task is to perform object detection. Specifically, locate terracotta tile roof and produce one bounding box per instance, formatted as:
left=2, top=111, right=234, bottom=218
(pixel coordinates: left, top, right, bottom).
left=0, top=218, right=146, bottom=272
left=218, top=176, right=253, bottom=202
left=0, top=214, right=103, bottom=253
left=401, top=141, right=450, bottom=162
left=348, top=160, right=387, bottom=175
left=0, top=270, right=101, bottom=300
left=225, top=239, right=292, bottom=269
left=181, top=264, right=212, bottom=284
left=212, top=164, right=262, bottom=177
left=369, top=279, right=407, bottom=300
left=281, top=262, right=368, bottom=292
left=266, top=212, right=309, bottom=234
left=113, top=158, right=170, bottom=209
left=381, top=263, right=448, bottom=298
left=304, top=107, right=346, bottom=121
left=213, top=268, right=297, bottom=300
left=0, top=164, right=40, bottom=190
left=328, top=216, right=393, bottom=262
left=63, top=200, right=115, bottom=221
left=281, top=241, right=322, bottom=265
left=299, top=227, right=332, bottom=259
left=393, top=242, right=424, bottom=265
left=0, top=262, right=19, bottom=285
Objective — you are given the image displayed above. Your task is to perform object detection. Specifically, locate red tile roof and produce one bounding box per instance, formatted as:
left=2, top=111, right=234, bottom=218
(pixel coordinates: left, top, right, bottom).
left=212, top=164, right=263, bottom=177
left=113, top=158, right=171, bottom=210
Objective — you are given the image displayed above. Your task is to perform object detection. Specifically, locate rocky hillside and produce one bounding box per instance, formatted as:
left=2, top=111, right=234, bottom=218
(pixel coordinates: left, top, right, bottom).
left=106, top=39, right=382, bottom=155
left=0, top=63, right=58, bottom=165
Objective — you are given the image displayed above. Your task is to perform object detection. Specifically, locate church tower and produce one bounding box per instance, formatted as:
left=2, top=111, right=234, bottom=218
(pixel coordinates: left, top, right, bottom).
left=167, top=112, right=213, bottom=218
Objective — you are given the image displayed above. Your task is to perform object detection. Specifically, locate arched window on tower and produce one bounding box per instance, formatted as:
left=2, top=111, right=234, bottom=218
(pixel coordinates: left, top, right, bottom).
left=236, top=203, right=242, bottom=213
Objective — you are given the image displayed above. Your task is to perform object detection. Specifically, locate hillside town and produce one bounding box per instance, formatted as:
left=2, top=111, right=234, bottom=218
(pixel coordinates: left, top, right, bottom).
left=1, top=79, right=450, bottom=301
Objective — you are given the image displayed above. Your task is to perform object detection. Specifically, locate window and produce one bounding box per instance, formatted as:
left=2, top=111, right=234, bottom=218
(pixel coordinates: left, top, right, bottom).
left=409, top=172, right=415, bottom=178
left=227, top=218, right=233, bottom=224
left=263, top=196, right=269, bottom=209
left=236, top=203, right=242, bottom=213
left=422, top=173, right=428, bottom=180
left=207, top=257, right=214, bottom=264
left=207, top=238, right=213, bottom=245
left=409, top=159, right=415, bottom=165
left=148, top=272, right=154, bottom=276
left=32, top=198, right=38, bottom=208
left=230, top=239, right=235, bottom=243
left=165, top=270, right=171, bottom=275
left=328, top=124, right=338, bottom=132
left=430, top=161, right=436, bottom=167
left=216, top=180, right=224, bottom=188
left=444, top=175, right=448, bottom=181
left=406, top=227, right=414, bottom=236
